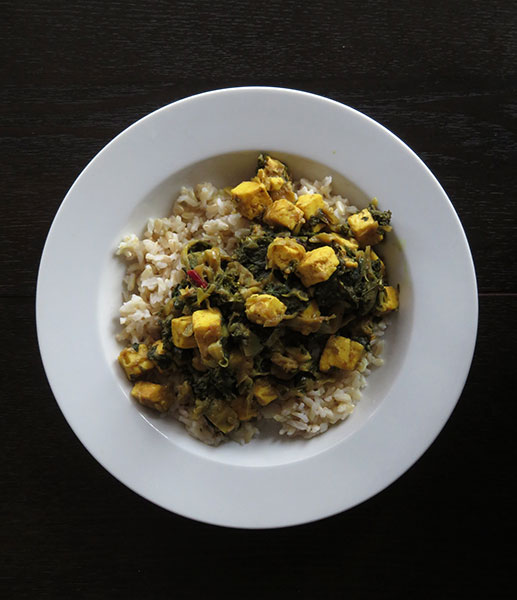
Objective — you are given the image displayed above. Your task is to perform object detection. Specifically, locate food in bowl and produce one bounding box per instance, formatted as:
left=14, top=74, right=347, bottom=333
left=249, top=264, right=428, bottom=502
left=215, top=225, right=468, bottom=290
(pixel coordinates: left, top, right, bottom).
left=116, top=154, right=398, bottom=445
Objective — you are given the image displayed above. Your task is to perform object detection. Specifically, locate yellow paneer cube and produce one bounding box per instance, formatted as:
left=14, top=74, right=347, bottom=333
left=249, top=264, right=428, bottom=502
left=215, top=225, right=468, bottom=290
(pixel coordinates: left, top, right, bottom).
left=287, top=300, right=324, bottom=335
left=308, top=234, right=359, bottom=269
left=347, top=208, right=383, bottom=247
left=295, top=193, right=326, bottom=219
left=118, top=344, right=154, bottom=381
left=267, top=176, right=285, bottom=191
left=131, top=381, right=173, bottom=412
left=171, top=315, right=197, bottom=349
left=375, top=286, right=399, bottom=314
left=245, top=294, right=286, bottom=327
left=266, top=237, right=306, bottom=273
left=319, top=336, right=365, bottom=372
left=254, top=169, right=296, bottom=202
left=192, top=308, right=222, bottom=358
left=296, top=246, right=339, bottom=287
left=231, top=181, right=272, bottom=220
left=253, top=378, right=279, bottom=406
left=263, top=199, right=305, bottom=230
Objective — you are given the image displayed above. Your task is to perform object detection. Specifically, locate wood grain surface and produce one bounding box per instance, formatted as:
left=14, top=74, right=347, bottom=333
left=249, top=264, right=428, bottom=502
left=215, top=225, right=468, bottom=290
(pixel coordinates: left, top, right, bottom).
left=1, top=1, right=516, bottom=598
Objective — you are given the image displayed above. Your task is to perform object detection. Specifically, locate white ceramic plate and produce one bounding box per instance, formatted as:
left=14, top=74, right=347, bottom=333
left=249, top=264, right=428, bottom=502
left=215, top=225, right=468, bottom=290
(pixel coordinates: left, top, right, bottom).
left=36, top=87, right=477, bottom=528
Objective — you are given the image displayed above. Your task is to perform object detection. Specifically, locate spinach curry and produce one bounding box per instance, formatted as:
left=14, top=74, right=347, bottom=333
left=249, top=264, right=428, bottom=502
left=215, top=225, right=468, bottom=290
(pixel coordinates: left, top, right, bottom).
left=118, top=154, right=399, bottom=436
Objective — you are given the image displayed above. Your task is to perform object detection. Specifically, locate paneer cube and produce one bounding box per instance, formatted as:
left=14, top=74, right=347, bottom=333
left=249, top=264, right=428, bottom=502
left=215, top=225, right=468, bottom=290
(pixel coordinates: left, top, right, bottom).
left=131, top=381, right=173, bottom=412
left=347, top=208, right=383, bottom=247
left=296, top=246, right=339, bottom=287
left=295, top=193, right=326, bottom=219
left=192, top=308, right=222, bottom=358
left=245, top=294, right=286, bottom=327
left=308, top=234, right=359, bottom=269
left=319, top=336, right=365, bottom=372
left=263, top=199, right=305, bottom=230
left=253, top=378, right=279, bottom=406
left=267, top=176, right=285, bottom=191
left=375, top=286, right=399, bottom=314
left=171, top=315, right=196, bottom=349
left=231, top=181, right=272, bottom=220
left=254, top=168, right=296, bottom=202
left=266, top=237, right=306, bottom=273
left=288, top=300, right=324, bottom=335
left=118, top=344, right=155, bottom=381
left=231, top=395, right=259, bottom=421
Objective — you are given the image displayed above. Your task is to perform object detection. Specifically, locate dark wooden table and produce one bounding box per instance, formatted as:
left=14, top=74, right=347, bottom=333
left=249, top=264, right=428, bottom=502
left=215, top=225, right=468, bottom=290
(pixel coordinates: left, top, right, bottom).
left=2, top=1, right=515, bottom=598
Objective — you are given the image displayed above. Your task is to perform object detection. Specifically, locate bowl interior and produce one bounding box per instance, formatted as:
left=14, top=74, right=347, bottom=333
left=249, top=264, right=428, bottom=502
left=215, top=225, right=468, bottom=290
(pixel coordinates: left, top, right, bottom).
left=98, top=150, right=412, bottom=467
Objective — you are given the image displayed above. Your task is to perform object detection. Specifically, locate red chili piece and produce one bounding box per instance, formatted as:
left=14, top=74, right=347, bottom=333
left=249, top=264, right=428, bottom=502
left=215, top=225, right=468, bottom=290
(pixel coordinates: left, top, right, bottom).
left=187, top=269, right=208, bottom=288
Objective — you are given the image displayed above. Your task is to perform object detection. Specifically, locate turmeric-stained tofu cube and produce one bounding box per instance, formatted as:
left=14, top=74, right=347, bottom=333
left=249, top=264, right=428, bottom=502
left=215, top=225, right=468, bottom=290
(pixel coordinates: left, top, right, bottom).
left=245, top=294, right=286, bottom=327
left=231, top=181, right=272, bottom=219
left=192, top=308, right=222, bottom=358
left=266, top=237, right=306, bottom=273
left=231, top=395, right=259, bottom=421
left=296, top=246, right=339, bottom=287
left=263, top=199, right=305, bottom=230
left=171, top=315, right=196, bottom=349
left=267, top=176, right=285, bottom=191
left=253, top=378, right=279, bottom=406
left=347, top=209, right=383, bottom=247
left=375, top=286, right=399, bottom=314
left=295, top=193, right=326, bottom=219
left=131, top=381, right=172, bottom=412
left=319, top=336, right=364, bottom=372
left=118, top=344, right=154, bottom=381
left=288, top=300, right=324, bottom=335
left=254, top=169, right=296, bottom=202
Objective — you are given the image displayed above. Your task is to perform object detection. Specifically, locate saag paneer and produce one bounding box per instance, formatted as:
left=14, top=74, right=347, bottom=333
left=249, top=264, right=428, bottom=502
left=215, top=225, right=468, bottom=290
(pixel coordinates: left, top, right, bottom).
left=118, top=154, right=398, bottom=436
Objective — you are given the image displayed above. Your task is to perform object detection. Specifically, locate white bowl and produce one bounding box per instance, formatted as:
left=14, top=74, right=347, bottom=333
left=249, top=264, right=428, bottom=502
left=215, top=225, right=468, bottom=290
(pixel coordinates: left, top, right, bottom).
left=36, top=87, right=477, bottom=528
